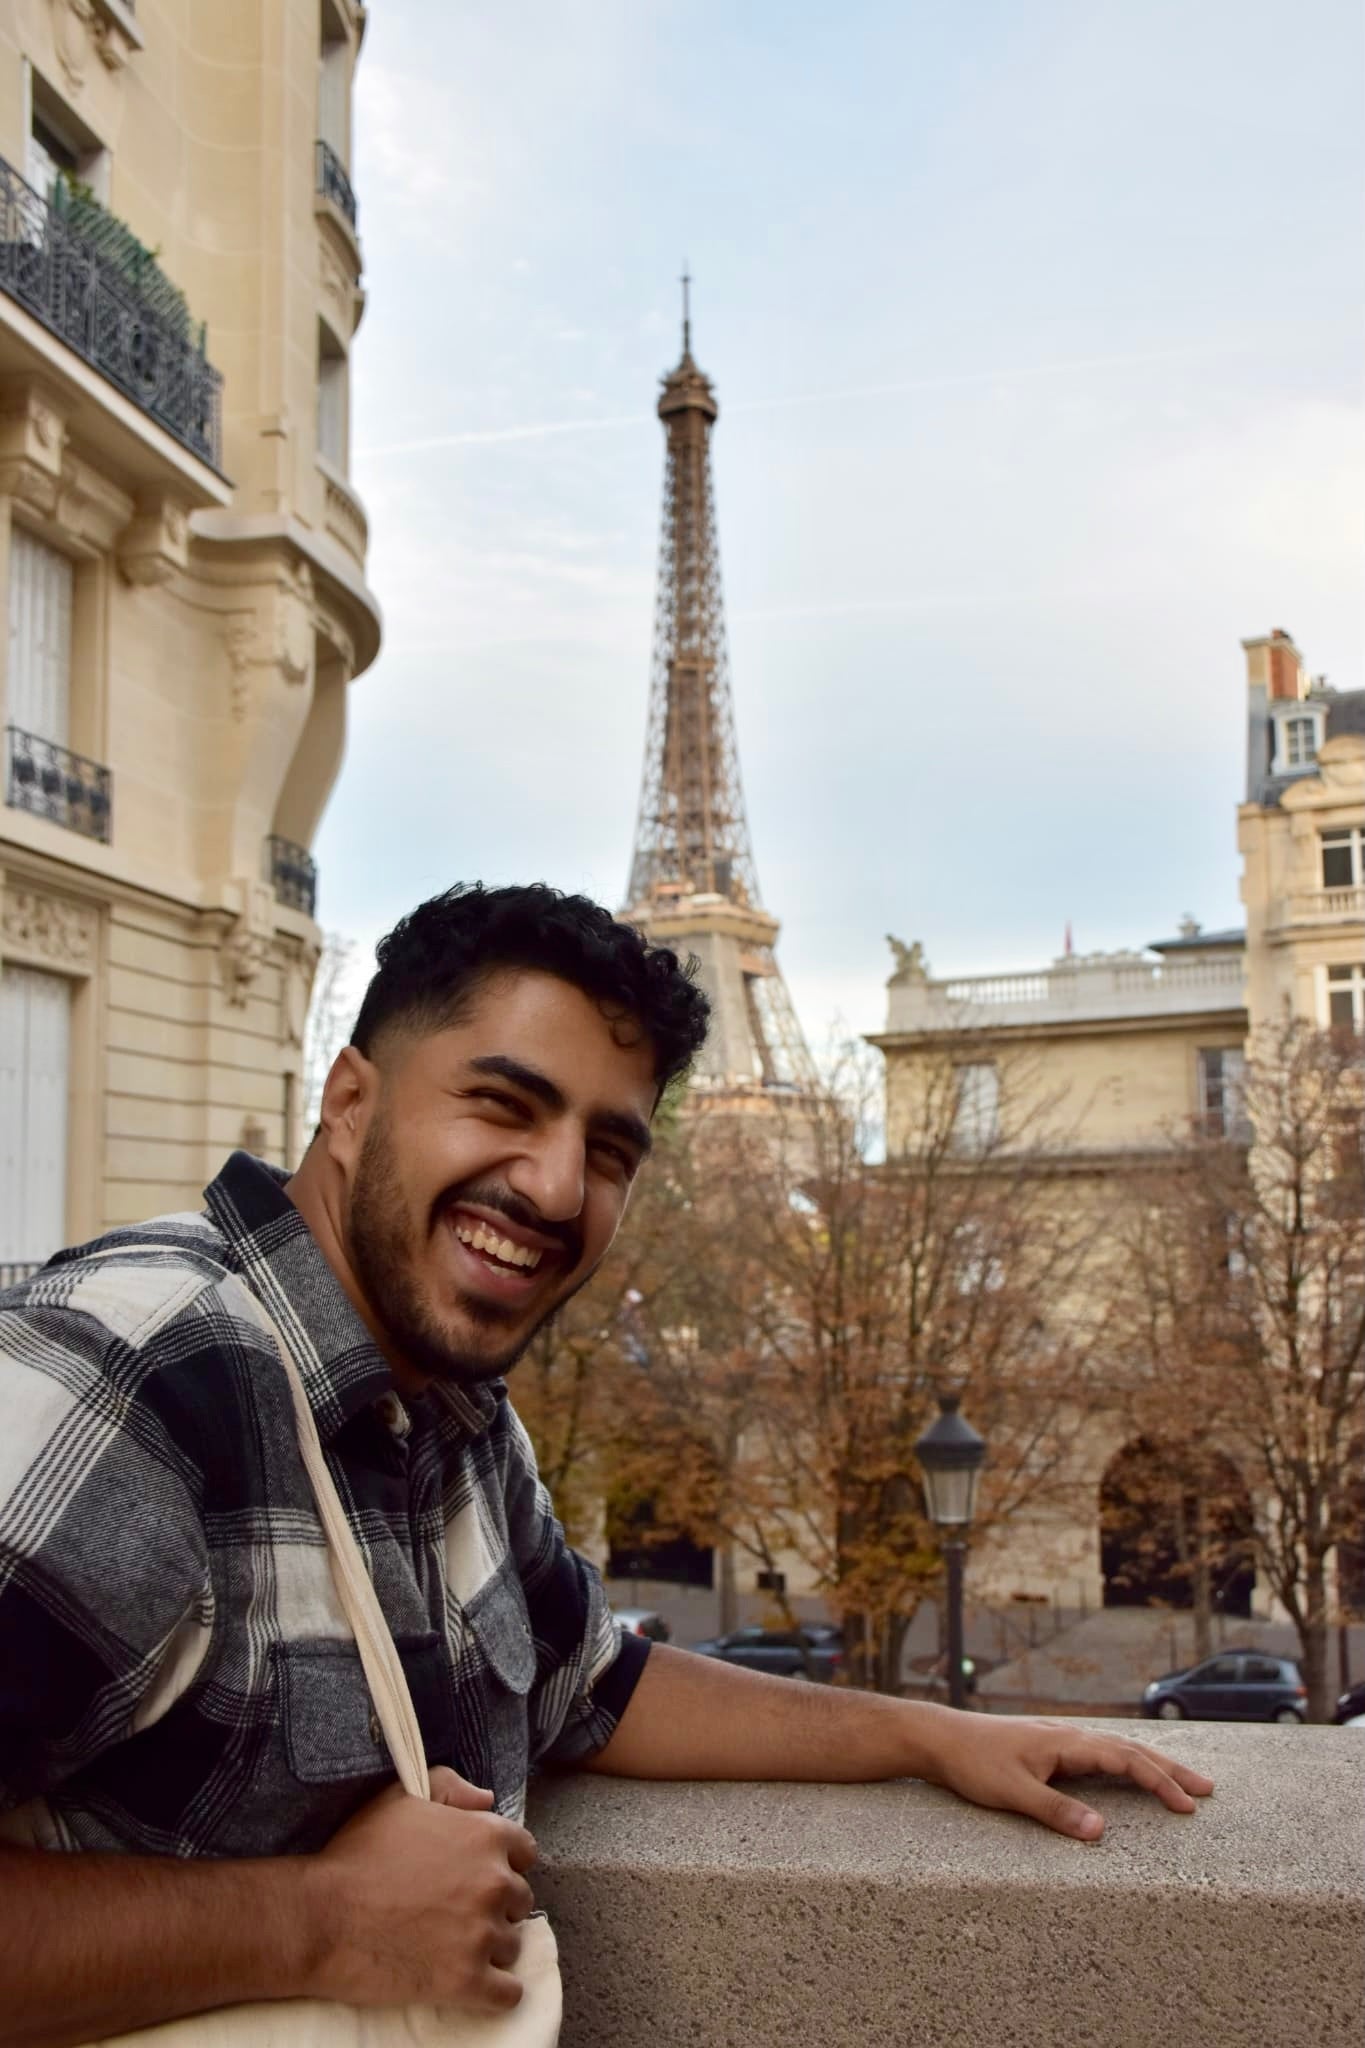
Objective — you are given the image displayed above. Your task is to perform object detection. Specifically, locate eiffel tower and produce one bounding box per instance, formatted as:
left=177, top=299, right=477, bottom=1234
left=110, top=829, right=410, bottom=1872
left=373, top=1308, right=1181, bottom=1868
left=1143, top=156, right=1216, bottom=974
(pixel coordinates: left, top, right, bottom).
left=624, top=279, right=817, bottom=1100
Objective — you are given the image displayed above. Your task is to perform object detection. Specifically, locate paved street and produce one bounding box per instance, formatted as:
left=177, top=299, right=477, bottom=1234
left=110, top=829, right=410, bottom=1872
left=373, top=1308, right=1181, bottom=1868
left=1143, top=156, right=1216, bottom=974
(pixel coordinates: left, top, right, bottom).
left=605, top=1576, right=1365, bottom=1714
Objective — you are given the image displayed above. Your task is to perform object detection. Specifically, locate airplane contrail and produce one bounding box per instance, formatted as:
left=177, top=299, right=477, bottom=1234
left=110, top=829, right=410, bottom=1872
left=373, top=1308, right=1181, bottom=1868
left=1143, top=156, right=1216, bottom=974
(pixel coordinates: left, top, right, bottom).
left=357, top=340, right=1245, bottom=461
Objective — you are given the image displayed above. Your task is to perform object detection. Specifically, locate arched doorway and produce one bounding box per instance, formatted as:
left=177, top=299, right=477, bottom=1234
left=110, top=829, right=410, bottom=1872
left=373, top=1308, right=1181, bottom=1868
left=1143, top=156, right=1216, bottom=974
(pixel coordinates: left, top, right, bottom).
left=1100, top=1437, right=1255, bottom=1617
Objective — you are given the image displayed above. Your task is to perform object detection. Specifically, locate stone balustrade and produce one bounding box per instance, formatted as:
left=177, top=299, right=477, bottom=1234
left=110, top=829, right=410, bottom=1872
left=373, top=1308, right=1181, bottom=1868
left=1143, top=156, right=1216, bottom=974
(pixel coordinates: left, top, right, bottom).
left=528, top=1721, right=1363, bottom=2048
left=886, top=951, right=1246, bottom=1034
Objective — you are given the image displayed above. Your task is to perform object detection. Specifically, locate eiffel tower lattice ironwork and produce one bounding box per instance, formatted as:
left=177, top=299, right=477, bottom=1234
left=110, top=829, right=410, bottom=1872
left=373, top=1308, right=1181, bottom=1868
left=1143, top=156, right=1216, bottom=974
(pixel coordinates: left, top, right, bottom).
left=624, top=280, right=817, bottom=1097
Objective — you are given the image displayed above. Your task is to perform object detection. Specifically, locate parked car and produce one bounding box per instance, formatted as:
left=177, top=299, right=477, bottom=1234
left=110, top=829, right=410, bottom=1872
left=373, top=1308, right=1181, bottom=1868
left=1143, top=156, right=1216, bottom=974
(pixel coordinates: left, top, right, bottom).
left=689, top=1623, right=844, bottom=1681
left=1332, top=1678, right=1365, bottom=1726
left=612, top=1608, right=672, bottom=1643
left=1140, top=1650, right=1307, bottom=1723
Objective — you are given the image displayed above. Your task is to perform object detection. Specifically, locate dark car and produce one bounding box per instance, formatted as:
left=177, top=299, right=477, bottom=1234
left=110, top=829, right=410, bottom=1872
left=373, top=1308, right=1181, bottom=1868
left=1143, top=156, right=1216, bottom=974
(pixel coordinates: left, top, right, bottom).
left=1140, top=1650, right=1307, bottom=1723
left=1332, top=1678, right=1365, bottom=1726
left=610, top=1608, right=672, bottom=1644
left=690, top=1623, right=844, bottom=1682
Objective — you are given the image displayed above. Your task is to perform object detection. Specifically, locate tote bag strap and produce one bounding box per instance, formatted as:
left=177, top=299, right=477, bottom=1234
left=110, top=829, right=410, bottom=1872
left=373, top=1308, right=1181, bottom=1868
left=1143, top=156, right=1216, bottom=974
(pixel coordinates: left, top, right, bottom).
left=77, top=1244, right=431, bottom=1803
left=249, top=1293, right=431, bottom=1802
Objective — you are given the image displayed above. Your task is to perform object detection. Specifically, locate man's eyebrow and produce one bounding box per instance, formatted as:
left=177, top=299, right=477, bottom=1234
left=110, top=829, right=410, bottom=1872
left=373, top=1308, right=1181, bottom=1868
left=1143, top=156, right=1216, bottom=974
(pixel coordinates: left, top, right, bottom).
left=467, top=1054, right=567, bottom=1113
left=466, top=1055, right=652, bottom=1158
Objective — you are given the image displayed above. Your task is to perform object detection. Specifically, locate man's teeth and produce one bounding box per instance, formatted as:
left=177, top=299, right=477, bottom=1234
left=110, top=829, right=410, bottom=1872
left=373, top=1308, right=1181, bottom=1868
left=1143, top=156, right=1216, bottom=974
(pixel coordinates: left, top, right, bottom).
left=453, top=1220, right=543, bottom=1270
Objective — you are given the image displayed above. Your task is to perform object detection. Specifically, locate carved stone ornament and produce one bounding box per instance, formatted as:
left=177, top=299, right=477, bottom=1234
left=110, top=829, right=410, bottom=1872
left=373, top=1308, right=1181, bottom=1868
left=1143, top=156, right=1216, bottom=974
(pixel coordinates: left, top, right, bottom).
left=320, top=246, right=353, bottom=331
left=220, top=927, right=269, bottom=1007
left=2, top=885, right=96, bottom=970
left=277, top=564, right=314, bottom=686
left=118, top=494, right=191, bottom=587
left=280, top=952, right=311, bottom=1048
left=222, top=617, right=255, bottom=721
left=315, top=603, right=356, bottom=674
left=0, top=383, right=68, bottom=516
left=50, top=0, right=94, bottom=92
left=886, top=934, right=928, bottom=981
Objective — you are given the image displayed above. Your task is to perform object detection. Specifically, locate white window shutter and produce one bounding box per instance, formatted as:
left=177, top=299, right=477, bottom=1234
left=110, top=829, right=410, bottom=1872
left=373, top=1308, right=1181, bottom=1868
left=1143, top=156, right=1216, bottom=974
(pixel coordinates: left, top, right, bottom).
left=7, top=527, right=73, bottom=745
left=0, top=966, right=72, bottom=1268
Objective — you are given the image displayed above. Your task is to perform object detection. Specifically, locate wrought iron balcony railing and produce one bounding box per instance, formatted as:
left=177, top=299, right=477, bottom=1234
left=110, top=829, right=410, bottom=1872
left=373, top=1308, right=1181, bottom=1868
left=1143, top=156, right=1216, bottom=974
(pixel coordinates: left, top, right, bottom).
left=267, top=834, right=318, bottom=917
left=316, top=140, right=358, bottom=230
left=6, top=725, right=113, bottom=843
left=0, top=155, right=222, bottom=469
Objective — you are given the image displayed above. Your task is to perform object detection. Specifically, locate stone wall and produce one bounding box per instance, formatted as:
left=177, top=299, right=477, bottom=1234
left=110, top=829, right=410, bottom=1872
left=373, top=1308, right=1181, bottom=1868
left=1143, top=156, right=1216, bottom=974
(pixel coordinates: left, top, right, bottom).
left=528, top=1721, right=1363, bottom=2048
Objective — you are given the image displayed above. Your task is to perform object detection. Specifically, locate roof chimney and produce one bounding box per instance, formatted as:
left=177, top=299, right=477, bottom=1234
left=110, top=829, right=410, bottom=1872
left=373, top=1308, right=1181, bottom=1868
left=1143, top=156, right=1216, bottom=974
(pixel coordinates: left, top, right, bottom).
left=1242, top=628, right=1306, bottom=703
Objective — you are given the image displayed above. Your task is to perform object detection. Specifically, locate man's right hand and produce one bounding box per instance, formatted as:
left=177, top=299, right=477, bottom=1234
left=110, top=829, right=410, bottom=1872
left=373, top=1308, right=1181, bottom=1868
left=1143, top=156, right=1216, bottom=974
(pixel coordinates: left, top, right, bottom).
left=306, top=1766, right=539, bottom=2014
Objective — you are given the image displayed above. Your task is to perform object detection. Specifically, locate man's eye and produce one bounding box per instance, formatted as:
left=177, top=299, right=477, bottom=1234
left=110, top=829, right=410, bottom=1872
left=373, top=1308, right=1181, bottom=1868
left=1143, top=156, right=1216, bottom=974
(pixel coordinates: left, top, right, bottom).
left=591, top=1141, right=635, bottom=1176
left=470, top=1089, right=524, bottom=1114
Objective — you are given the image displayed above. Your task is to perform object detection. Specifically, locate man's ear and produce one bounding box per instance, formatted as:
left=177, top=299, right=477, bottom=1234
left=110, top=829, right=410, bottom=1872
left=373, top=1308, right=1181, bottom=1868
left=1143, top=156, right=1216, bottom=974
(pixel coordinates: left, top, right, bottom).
left=319, top=1045, right=379, bottom=1170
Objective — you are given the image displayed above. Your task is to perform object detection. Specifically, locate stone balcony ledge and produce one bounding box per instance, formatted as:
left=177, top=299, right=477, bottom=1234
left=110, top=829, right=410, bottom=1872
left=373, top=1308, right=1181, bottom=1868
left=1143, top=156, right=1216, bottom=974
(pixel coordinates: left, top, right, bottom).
left=528, top=1721, right=1363, bottom=2048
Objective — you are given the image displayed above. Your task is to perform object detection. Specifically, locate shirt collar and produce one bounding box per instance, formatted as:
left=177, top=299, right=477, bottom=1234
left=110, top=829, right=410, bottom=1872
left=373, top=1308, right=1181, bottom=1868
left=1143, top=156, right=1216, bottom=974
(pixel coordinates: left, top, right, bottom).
left=203, top=1151, right=500, bottom=1444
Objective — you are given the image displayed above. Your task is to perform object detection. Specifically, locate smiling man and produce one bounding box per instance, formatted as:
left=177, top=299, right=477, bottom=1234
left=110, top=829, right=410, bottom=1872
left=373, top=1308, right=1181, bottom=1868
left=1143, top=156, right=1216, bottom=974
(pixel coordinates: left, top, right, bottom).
left=0, top=883, right=1212, bottom=2047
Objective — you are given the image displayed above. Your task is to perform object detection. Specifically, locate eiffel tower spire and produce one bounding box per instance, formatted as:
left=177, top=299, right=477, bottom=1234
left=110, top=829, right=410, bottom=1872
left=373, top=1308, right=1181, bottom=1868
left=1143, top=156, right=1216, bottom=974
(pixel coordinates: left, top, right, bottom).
left=624, top=287, right=816, bottom=1096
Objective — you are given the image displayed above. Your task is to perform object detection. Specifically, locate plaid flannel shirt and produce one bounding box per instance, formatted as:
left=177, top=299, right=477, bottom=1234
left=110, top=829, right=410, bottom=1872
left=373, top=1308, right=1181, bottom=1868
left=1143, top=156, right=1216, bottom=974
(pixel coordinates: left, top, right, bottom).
left=0, top=1150, right=645, bottom=1857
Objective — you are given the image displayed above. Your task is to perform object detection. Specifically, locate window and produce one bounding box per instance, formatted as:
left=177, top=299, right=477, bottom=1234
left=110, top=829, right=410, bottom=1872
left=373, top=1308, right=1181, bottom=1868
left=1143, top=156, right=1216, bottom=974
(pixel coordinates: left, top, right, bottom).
left=1283, top=715, right=1319, bottom=768
left=25, top=77, right=109, bottom=204
left=952, top=1062, right=999, bottom=1152
left=1187, top=1659, right=1238, bottom=1686
left=27, top=114, right=77, bottom=200
left=1197, top=1047, right=1247, bottom=1139
left=1242, top=1658, right=1283, bottom=1685
left=0, top=966, right=72, bottom=1269
left=1321, top=829, right=1365, bottom=891
left=319, top=4, right=350, bottom=160
left=1327, top=965, right=1365, bottom=1033
left=953, top=1221, right=1006, bottom=1295
left=6, top=527, right=73, bottom=744
left=317, top=322, right=347, bottom=470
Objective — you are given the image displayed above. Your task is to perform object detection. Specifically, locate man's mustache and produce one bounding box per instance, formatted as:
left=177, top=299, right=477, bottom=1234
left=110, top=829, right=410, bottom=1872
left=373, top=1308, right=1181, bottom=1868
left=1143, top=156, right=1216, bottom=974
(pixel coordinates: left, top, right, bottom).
left=437, top=1180, right=584, bottom=1270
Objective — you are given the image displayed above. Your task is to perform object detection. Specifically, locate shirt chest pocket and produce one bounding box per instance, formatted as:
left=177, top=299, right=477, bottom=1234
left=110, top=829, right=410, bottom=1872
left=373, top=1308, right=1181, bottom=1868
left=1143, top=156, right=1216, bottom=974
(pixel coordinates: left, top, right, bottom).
left=462, top=1565, right=536, bottom=1817
left=277, top=1633, right=451, bottom=1785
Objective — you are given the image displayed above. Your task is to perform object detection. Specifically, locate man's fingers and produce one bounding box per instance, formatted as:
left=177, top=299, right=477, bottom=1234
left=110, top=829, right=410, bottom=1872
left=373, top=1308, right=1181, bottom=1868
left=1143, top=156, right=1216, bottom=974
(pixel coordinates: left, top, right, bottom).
left=502, top=1873, right=536, bottom=1923
left=1122, top=1742, right=1215, bottom=1795
left=1018, top=1779, right=1104, bottom=1841
left=428, top=1765, right=496, bottom=1811
left=1056, top=1738, right=1204, bottom=1813
left=486, top=1925, right=523, bottom=1972
left=475, top=1969, right=525, bottom=2014
left=502, top=1821, right=539, bottom=1874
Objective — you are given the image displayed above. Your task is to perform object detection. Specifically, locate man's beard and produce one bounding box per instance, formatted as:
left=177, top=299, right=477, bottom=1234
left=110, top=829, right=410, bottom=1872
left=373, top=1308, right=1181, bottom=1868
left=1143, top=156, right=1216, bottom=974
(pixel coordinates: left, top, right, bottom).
left=347, top=1115, right=587, bottom=1388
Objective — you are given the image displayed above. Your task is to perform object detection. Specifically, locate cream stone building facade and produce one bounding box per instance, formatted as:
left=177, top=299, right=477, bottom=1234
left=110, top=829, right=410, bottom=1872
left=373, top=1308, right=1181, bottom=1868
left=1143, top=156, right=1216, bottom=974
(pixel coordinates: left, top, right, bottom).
left=866, top=626, right=1365, bottom=1616
left=0, top=0, right=379, bottom=1277
left=1238, top=627, right=1365, bottom=1037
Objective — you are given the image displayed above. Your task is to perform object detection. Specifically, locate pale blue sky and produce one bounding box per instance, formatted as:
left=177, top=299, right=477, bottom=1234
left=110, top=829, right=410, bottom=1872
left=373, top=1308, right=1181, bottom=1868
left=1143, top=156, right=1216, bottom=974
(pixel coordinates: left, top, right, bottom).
left=318, top=0, right=1365, bottom=1044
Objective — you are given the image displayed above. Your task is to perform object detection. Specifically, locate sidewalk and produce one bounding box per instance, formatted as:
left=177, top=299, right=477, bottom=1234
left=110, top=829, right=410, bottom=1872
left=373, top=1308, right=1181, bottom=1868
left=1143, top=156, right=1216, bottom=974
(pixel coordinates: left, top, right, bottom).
left=976, top=1606, right=1365, bottom=1710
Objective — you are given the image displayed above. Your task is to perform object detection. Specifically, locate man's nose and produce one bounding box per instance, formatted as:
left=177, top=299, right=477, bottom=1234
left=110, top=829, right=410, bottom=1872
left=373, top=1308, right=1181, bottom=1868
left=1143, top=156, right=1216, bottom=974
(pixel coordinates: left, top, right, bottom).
left=507, top=1125, right=586, bottom=1226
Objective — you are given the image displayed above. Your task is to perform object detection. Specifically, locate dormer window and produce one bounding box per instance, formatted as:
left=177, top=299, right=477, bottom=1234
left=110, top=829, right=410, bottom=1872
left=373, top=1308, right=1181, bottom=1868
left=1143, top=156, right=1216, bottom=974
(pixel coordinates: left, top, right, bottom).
left=1268, top=706, right=1324, bottom=773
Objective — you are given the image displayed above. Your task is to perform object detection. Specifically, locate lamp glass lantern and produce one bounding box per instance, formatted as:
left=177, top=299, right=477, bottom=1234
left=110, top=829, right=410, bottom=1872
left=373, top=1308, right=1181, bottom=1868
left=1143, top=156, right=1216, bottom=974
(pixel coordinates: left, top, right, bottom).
left=914, top=1391, right=987, bottom=1529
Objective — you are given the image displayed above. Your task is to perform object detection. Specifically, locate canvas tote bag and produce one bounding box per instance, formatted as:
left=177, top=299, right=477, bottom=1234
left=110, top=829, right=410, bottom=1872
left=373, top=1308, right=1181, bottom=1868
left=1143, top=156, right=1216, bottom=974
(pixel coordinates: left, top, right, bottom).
left=80, top=1286, right=562, bottom=2048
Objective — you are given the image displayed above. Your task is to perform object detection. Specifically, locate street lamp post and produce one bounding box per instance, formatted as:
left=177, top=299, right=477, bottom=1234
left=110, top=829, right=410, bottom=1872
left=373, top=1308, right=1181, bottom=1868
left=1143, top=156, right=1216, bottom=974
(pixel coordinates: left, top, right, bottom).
left=915, top=1390, right=987, bottom=1712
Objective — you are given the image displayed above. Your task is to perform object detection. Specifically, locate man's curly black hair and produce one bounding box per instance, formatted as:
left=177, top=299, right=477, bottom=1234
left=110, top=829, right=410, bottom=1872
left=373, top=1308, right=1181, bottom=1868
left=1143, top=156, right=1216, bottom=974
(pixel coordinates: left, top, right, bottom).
left=350, top=883, right=710, bottom=1097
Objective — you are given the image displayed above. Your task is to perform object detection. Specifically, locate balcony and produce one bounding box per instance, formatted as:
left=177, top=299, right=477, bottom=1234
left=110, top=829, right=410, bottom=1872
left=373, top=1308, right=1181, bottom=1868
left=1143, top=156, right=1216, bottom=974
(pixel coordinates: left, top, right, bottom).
left=1275, top=884, right=1365, bottom=928
left=528, top=1725, right=1362, bottom=2047
left=316, top=140, right=358, bottom=230
left=0, top=1262, right=42, bottom=1289
left=267, top=834, right=318, bottom=917
left=0, top=155, right=222, bottom=470
left=5, top=726, right=112, bottom=844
